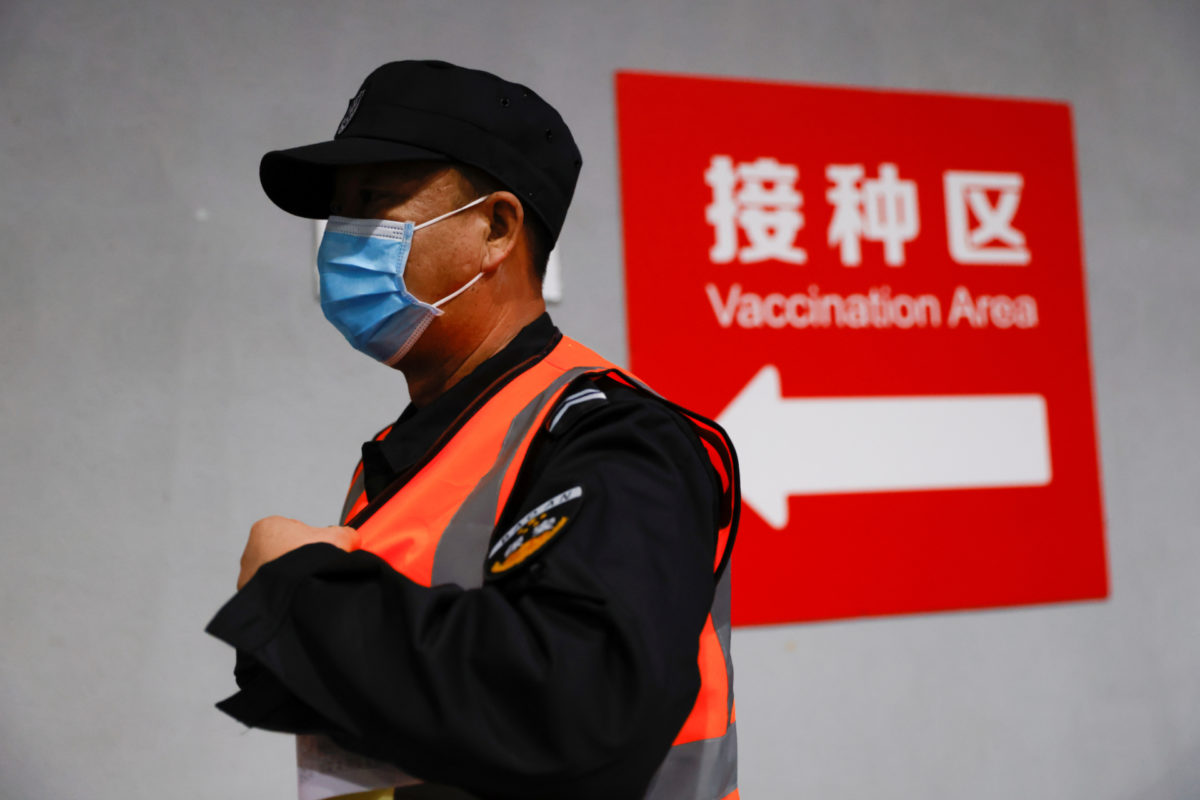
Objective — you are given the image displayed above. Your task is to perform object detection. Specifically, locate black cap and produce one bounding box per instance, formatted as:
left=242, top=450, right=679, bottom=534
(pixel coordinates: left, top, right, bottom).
left=259, top=60, right=583, bottom=244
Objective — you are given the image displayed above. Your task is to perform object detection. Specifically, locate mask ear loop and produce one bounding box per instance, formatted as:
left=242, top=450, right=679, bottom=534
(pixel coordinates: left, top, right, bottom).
left=431, top=271, right=484, bottom=310
left=416, top=194, right=492, bottom=311
left=413, top=195, right=489, bottom=231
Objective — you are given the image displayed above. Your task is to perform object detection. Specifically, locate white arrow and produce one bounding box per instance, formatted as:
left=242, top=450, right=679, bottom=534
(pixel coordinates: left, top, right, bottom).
left=716, top=365, right=1053, bottom=529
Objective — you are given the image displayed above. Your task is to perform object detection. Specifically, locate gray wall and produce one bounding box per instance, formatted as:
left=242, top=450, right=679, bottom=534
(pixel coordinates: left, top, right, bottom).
left=2, top=1, right=1197, bottom=797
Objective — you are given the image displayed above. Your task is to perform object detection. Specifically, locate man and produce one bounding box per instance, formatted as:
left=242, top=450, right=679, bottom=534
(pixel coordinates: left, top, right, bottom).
left=207, top=60, right=740, bottom=800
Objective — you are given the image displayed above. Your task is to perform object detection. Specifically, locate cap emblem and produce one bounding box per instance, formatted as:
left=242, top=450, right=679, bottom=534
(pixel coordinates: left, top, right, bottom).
left=336, top=89, right=366, bottom=136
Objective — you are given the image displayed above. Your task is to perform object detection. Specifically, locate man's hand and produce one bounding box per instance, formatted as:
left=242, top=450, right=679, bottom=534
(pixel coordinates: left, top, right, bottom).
left=237, top=516, right=360, bottom=590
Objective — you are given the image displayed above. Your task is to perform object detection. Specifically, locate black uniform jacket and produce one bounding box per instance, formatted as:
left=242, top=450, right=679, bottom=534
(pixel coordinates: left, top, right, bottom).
left=207, top=315, right=725, bottom=800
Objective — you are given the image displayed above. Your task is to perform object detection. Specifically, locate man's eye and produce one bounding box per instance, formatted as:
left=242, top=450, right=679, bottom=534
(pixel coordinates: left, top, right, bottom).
left=359, top=189, right=398, bottom=215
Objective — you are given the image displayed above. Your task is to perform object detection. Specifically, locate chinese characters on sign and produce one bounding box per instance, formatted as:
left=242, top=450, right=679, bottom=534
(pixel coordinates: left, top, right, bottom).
left=944, top=171, right=1031, bottom=265
left=824, top=162, right=919, bottom=267
left=616, top=71, right=1107, bottom=626
left=704, top=160, right=1032, bottom=269
left=705, top=156, right=808, bottom=264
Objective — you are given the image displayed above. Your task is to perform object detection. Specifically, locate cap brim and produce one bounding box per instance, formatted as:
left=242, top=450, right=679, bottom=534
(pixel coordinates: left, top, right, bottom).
left=259, top=138, right=448, bottom=219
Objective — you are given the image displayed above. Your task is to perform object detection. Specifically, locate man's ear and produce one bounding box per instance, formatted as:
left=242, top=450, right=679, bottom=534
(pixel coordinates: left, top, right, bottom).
left=481, top=191, right=524, bottom=273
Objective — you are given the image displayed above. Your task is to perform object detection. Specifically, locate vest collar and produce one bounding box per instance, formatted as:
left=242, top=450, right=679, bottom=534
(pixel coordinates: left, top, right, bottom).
left=362, top=313, right=561, bottom=500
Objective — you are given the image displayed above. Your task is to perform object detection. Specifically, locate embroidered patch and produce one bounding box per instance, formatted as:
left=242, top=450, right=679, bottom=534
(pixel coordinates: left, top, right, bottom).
left=336, top=89, right=366, bottom=136
left=487, top=486, right=582, bottom=576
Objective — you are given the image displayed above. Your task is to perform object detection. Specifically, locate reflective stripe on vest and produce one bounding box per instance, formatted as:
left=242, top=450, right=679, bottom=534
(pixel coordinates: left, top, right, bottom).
left=323, top=335, right=739, bottom=799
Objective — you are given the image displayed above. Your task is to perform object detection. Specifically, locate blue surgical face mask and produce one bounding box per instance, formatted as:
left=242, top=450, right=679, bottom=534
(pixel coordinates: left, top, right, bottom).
left=316, top=196, right=488, bottom=365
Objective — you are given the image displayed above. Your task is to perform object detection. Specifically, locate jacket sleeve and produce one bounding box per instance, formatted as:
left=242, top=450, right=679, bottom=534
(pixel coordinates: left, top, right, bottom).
left=206, top=387, right=720, bottom=800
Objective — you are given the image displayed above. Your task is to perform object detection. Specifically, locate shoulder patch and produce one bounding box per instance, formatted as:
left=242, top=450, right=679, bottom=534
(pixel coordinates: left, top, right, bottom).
left=486, top=486, right=583, bottom=576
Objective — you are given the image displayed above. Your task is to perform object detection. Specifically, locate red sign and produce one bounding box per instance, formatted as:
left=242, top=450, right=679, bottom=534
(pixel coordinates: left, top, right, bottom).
left=615, top=71, right=1107, bottom=626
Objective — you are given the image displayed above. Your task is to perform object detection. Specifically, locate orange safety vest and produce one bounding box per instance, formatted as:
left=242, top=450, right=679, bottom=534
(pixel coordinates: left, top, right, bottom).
left=328, top=335, right=739, bottom=800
